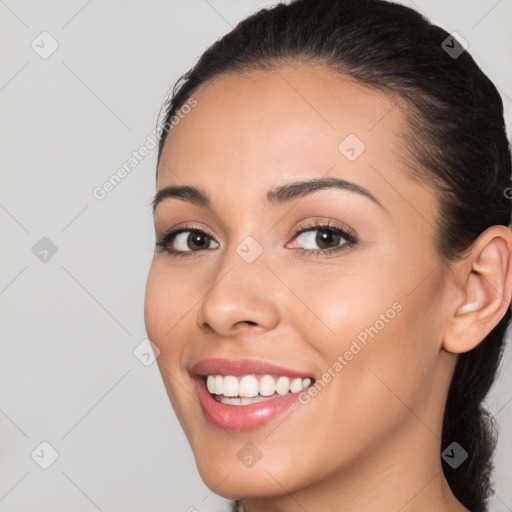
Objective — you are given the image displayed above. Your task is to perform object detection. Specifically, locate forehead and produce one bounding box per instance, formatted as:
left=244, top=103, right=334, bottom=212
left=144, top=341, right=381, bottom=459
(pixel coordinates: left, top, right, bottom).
left=158, top=63, right=407, bottom=181
left=156, top=63, right=435, bottom=227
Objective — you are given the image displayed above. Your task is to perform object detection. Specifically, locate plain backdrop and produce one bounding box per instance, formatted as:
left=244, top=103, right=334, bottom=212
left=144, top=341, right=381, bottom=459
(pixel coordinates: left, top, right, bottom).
left=1, top=0, right=511, bottom=511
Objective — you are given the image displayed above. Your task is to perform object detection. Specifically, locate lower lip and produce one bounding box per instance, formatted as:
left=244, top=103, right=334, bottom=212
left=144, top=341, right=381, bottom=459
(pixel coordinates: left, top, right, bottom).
left=195, top=378, right=303, bottom=430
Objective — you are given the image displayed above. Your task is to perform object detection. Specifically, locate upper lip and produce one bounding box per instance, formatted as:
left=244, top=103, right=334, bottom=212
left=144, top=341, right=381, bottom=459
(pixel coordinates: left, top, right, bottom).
left=191, top=358, right=313, bottom=379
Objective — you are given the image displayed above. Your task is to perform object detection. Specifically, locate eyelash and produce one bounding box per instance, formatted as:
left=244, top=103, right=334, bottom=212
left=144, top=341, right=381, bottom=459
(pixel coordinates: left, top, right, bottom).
left=155, top=221, right=358, bottom=259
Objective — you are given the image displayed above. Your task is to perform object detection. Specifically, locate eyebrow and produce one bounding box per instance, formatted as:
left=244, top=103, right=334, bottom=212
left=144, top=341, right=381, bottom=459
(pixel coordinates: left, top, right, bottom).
left=151, top=176, right=384, bottom=213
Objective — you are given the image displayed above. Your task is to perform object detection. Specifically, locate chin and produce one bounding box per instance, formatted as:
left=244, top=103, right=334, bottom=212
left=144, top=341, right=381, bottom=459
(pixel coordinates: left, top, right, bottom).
left=195, top=459, right=293, bottom=501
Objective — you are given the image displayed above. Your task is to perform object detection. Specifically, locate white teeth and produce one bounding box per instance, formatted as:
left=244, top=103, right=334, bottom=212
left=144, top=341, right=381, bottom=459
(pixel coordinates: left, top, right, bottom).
left=205, top=373, right=313, bottom=399
left=239, top=375, right=259, bottom=397
left=223, top=376, right=239, bottom=397
left=259, top=375, right=276, bottom=396
left=214, top=375, right=223, bottom=395
left=276, top=376, right=290, bottom=395
left=290, top=377, right=303, bottom=393
left=206, top=375, right=216, bottom=394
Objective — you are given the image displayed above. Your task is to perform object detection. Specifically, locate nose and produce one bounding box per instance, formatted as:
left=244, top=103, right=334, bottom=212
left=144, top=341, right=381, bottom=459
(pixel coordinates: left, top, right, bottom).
left=195, top=257, right=281, bottom=337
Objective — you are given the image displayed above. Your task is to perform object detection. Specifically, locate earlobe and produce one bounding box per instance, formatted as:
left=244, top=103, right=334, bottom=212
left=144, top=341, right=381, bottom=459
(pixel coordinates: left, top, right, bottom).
left=443, top=226, right=512, bottom=354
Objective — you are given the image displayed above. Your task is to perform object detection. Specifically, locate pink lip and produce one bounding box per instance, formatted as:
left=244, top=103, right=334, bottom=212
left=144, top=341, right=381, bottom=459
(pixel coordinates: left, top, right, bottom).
left=194, top=378, right=304, bottom=430
left=191, top=358, right=313, bottom=431
left=191, top=358, right=312, bottom=378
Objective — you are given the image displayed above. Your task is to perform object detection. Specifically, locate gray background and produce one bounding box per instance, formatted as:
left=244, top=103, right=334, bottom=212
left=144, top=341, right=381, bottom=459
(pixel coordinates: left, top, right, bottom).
left=1, top=0, right=511, bottom=511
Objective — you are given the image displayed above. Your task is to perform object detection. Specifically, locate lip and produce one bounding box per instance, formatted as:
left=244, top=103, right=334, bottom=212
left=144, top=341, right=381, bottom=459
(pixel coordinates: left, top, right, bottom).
left=191, top=358, right=314, bottom=431
left=191, top=358, right=312, bottom=378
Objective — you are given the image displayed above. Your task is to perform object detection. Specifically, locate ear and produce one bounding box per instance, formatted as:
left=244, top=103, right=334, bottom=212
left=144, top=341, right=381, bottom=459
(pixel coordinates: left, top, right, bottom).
left=443, top=225, right=512, bottom=354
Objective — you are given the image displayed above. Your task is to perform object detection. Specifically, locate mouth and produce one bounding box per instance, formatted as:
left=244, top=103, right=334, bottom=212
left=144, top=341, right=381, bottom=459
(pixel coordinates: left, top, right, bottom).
left=191, top=359, right=316, bottom=430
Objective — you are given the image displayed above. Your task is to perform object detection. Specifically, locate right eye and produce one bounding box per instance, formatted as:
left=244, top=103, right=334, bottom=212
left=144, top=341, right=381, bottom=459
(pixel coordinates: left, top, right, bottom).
left=155, top=227, right=219, bottom=257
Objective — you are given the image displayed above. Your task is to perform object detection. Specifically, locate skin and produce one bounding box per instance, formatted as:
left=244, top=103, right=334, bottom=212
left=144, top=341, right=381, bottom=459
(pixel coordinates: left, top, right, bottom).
left=144, top=63, right=512, bottom=511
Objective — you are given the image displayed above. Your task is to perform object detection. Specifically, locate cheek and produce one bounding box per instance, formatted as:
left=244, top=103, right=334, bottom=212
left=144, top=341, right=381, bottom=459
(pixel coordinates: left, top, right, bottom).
left=144, top=262, right=200, bottom=432
left=293, top=262, right=404, bottom=356
left=325, top=270, right=445, bottom=425
left=144, top=265, right=167, bottom=346
left=294, top=254, right=443, bottom=409
left=144, top=262, right=190, bottom=363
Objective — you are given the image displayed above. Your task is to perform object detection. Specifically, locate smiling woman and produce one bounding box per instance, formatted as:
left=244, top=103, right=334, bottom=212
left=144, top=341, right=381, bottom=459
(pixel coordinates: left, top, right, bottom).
left=143, top=0, right=512, bottom=511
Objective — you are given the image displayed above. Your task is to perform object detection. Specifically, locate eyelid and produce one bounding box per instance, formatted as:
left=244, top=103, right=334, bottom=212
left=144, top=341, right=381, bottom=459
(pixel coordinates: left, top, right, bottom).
left=155, top=223, right=217, bottom=252
left=157, top=222, right=215, bottom=239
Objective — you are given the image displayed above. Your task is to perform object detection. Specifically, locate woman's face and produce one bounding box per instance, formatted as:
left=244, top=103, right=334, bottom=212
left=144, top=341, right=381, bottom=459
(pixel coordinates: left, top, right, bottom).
left=145, top=64, right=456, bottom=500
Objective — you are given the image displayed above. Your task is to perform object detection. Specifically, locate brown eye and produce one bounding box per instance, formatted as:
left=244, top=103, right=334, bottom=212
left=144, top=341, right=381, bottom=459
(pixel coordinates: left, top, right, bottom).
left=187, top=231, right=211, bottom=250
left=315, top=229, right=343, bottom=249
left=285, top=221, right=358, bottom=257
left=294, top=227, right=348, bottom=251
left=172, top=230, right=218, bottom=252
left=156, top=228, right=220, bottom=256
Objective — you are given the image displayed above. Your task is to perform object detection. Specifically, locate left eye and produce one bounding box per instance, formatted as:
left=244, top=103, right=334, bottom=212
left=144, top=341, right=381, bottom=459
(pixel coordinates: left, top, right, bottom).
left=287, top=226, right=354, bottom=252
